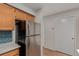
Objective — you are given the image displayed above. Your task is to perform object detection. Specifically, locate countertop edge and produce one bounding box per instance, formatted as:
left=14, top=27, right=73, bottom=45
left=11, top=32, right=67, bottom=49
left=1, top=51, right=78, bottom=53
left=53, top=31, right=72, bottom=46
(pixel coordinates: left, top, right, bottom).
left=0, top=42, right=20, bottom=54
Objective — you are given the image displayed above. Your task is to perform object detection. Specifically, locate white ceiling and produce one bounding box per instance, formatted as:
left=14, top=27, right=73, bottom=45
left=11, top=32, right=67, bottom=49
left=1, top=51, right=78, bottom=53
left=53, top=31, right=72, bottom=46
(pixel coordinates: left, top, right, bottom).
left=23, top=3, right=43, bottom=11
left=24, top=3, right=79, bottom=16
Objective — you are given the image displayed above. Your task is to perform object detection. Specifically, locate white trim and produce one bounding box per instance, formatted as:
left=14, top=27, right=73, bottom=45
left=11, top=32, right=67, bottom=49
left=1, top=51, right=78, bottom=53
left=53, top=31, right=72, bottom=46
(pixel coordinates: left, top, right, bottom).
left=40, top=16, right=44, bottom=56
left=12, top=29, right=16, bottom=43
left=74, top=16, right=76, bottom=56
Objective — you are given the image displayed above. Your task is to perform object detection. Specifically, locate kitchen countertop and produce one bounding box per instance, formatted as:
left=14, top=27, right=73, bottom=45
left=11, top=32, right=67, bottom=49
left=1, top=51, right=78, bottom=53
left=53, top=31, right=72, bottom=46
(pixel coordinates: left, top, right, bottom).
left=0, top=42, right=20, bottom=54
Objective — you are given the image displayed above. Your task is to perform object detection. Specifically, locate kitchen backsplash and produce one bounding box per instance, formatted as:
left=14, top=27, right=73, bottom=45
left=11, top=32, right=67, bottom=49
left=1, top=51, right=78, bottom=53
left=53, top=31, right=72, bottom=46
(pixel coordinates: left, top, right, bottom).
left=0, top=31, right=12, bottom=44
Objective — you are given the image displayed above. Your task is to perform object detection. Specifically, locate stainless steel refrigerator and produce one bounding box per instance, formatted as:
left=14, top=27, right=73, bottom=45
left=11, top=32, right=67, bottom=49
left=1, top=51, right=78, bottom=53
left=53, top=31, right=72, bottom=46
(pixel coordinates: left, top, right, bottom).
left=26, top=21, right=41, bottom=56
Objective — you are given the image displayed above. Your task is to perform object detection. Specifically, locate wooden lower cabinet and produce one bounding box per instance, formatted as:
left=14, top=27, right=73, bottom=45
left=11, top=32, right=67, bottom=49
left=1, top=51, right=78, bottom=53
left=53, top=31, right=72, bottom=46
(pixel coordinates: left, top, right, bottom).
left=0, top=48, right=19, bottom=56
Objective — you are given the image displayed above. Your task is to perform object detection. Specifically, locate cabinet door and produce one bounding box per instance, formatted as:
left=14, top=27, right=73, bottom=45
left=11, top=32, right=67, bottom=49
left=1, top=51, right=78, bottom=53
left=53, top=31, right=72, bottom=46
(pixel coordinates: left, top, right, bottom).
left=0, top=4, right=15, bottom=30
left=0, top=16, right=15, bottom=30
left=15, top=9, right=27, bottom=20
left=28, top=15, right=35, bottom=21
left=25, top=12, right=35, bottom=21
left=15, top=9, right=35, bottom=21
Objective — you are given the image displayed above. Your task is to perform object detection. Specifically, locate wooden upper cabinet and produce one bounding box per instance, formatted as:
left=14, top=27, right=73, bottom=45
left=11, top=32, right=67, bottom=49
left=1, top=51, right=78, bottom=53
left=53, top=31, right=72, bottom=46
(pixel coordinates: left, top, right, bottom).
left=0, top=3, right=34, bottom=30
left=15, top=9, right=27, bottom=20
left=0, top=4, right=15, bottom=30
left=15, top=9, right=34, bottom=21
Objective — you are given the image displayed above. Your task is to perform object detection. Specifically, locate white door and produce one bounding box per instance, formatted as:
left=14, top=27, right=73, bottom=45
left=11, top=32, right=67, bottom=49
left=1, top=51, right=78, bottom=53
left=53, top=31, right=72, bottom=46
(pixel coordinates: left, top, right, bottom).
left=55, top=17, right=75, bottom=55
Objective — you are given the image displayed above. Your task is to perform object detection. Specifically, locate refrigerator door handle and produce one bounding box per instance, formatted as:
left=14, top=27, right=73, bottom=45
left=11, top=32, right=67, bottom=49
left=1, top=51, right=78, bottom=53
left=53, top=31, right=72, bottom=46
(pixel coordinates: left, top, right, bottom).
left=26, top=34, right=40, bottom=37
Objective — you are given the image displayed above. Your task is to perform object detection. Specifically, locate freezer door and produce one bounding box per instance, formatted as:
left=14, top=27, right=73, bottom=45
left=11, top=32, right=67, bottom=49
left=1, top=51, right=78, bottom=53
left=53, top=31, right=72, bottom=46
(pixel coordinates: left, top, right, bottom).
left=29, top=21, right=35, bottom=35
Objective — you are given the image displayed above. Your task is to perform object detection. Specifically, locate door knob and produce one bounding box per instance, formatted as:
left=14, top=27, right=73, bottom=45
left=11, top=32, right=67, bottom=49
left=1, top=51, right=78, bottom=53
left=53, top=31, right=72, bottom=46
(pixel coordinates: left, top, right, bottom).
left=72, top=38, right=75, bottom=40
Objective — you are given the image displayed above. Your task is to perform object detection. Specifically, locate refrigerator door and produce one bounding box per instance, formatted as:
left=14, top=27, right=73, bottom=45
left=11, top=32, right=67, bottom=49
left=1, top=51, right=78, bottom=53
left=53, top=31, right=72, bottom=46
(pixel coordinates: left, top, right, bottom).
left=34, top=23, right=41, bottom=47
left=26, top=21, right=41, bottom=56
